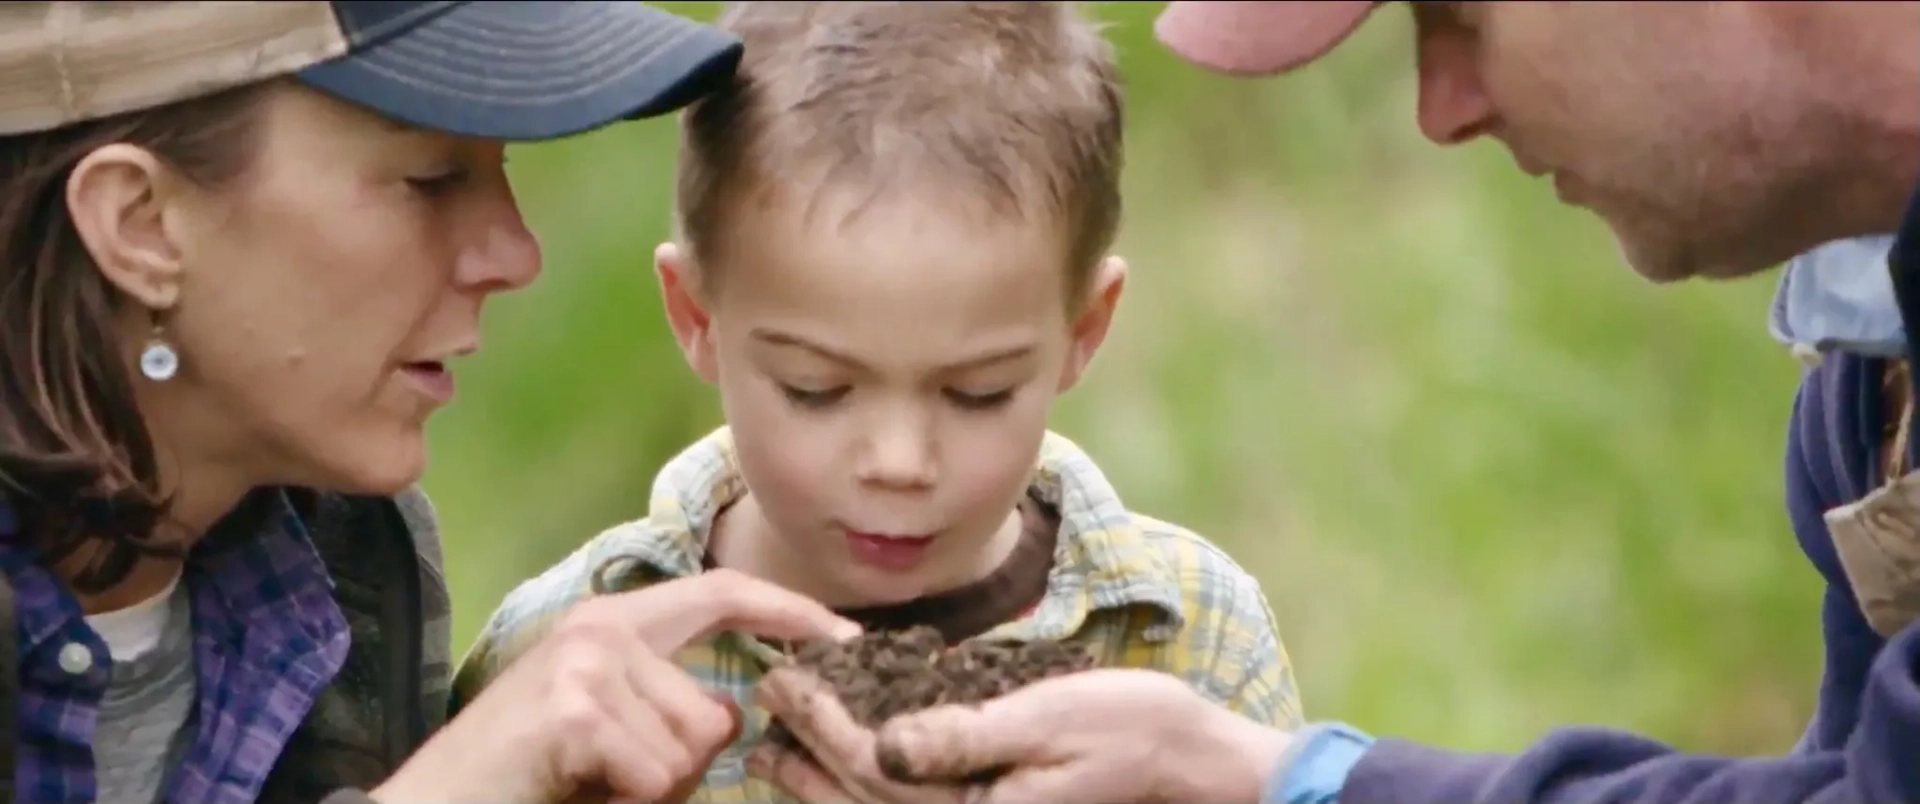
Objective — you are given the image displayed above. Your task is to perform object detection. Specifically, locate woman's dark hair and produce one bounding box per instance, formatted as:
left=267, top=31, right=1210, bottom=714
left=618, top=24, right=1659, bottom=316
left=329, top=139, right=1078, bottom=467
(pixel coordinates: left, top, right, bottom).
left=0, top=83, right=268, bottom=594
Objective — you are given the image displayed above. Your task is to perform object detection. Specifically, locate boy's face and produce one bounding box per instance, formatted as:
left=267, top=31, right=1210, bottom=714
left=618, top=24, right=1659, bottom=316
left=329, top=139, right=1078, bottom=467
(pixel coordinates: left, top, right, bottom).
left=657, top=189, right=1124, bottom=605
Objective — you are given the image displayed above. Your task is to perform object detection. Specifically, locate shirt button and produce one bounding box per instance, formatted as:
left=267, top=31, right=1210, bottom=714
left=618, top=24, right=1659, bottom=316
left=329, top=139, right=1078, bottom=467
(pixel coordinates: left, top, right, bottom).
left=56, top=642, right=94, bottom=675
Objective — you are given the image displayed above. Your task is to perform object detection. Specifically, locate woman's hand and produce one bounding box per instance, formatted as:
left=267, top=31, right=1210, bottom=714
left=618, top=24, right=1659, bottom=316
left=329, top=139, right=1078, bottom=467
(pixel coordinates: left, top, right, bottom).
left=750, top=667, right=1292, bottom=804
left=372, top=569, right=862, bottom=804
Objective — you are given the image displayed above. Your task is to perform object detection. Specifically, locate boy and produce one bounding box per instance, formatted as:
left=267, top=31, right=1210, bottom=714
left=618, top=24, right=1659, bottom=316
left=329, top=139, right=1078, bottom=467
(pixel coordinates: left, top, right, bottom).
left=452, top=2, right=1302, bottom=801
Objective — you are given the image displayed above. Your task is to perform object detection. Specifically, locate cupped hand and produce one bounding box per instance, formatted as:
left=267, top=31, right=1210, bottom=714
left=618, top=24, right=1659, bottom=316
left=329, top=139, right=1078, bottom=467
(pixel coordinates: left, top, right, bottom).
left=744, top=667, right=977, bottom=804
left=371, top=569, right=862, bottom=804
left=751, top=667, right=1292, bottom=804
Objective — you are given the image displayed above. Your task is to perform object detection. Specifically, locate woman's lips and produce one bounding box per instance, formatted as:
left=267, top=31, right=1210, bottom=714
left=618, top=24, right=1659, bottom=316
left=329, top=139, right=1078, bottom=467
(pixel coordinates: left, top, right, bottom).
left=400, top=361, right=455, bottom=404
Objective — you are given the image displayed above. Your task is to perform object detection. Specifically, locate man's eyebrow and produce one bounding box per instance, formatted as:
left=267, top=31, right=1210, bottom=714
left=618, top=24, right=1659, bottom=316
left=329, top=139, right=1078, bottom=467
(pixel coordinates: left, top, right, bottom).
left=748, top=328, right=1036, bottom=371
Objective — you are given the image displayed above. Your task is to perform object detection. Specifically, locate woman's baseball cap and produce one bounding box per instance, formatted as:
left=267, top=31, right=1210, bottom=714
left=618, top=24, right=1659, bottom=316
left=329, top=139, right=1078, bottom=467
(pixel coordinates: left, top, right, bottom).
left=0, top=1, right=742, bottom=138
left=1154, top=1, right=1380, bottom=77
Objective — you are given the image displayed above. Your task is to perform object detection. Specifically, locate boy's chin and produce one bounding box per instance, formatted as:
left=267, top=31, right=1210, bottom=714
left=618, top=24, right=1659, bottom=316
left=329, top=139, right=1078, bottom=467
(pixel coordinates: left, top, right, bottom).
left=835, top=566, right=942, bottom=607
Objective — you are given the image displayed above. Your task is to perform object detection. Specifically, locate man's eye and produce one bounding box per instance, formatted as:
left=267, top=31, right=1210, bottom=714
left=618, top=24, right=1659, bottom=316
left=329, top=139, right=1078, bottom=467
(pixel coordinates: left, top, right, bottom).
left=780, top=383, right=850, bottom=409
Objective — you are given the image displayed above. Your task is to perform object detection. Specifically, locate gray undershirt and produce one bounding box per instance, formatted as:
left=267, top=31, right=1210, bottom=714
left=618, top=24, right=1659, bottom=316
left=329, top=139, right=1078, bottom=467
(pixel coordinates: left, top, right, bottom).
left=86, top=580, right=196, bottom=804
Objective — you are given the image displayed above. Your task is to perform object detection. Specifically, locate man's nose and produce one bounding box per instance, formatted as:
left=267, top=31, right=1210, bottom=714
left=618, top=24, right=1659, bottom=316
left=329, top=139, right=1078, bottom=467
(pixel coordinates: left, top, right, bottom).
left=1414, top=24, right=1496, bottom=145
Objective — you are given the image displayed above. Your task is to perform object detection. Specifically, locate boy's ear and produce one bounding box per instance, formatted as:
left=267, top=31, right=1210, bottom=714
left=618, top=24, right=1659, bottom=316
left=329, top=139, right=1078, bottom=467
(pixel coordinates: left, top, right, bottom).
left=1059, top=255, right=1127, bottom=393
left=655, top=242, right=720, bottom=384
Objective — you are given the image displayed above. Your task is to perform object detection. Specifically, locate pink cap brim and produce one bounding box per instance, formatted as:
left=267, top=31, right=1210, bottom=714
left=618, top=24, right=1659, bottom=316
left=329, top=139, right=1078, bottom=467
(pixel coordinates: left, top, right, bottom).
left=1154, top=1, right=1376, bottom=77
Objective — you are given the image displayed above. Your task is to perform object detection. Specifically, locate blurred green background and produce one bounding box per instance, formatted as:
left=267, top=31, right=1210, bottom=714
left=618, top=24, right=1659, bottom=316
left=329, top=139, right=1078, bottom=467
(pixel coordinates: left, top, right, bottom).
left=425, top=2, right=1816, bottom=753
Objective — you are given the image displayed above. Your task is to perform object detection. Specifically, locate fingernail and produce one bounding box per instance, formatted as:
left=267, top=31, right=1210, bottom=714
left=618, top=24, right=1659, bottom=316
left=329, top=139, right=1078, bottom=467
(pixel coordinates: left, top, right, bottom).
left=830, top=620, right=863, bottom=641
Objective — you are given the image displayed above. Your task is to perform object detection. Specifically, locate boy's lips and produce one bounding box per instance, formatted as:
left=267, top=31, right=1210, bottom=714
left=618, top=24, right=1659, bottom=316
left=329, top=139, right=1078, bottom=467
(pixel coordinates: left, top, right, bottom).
left=844, top=528, right=938, bottom=570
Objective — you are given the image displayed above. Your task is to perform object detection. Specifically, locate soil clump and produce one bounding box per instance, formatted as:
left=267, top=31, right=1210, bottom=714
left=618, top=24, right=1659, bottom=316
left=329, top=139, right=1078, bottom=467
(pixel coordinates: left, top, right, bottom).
left=761, top=625, right=1095, bottom=784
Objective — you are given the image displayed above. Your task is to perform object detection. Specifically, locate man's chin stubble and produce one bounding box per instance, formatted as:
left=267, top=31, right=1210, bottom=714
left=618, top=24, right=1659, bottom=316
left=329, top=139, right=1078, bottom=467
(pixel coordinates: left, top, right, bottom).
left=1610, top=217, right=1779, bottom=285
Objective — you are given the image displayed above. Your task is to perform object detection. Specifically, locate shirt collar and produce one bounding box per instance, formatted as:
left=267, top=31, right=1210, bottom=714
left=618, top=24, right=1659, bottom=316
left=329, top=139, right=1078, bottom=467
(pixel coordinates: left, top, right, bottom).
left=588, top=427, right=1188, bottom=633
left=1769, top=234, right=1904, bottom=361
left=0, top=487, right=328, bottom=654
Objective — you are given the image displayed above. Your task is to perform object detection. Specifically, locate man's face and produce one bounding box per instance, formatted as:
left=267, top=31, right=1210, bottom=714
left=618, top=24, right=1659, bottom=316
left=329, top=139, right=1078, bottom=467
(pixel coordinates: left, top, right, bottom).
left=1411, top=2, right=1834, bottom=282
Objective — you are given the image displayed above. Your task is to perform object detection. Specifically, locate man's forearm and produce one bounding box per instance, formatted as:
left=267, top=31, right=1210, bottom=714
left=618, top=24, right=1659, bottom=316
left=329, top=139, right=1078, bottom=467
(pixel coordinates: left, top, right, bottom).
left=1330, top=623, right=1920, bottom=804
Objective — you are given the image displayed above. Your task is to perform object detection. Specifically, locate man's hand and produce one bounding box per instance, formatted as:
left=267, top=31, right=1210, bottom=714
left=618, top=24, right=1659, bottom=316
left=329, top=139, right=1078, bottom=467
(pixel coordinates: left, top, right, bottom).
left=371, top=569, right=862, bottom=804
left=746, top=667, right=976, bottom=804
left=751, top=667, right=1293, bottom=804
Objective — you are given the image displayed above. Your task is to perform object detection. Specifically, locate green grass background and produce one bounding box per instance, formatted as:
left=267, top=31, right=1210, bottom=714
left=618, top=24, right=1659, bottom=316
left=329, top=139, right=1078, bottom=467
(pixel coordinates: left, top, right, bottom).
left=424, top=2, right=1817, bottom=752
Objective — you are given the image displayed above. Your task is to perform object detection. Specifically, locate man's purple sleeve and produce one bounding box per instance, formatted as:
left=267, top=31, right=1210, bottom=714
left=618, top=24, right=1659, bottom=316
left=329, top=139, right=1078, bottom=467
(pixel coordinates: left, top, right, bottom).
left=1335, top=625, right=1916, bottom=802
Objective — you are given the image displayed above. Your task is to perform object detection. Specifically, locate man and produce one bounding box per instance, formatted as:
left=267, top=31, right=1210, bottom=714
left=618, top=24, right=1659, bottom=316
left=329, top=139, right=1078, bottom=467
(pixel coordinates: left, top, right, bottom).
left=750, top=2, right=1920, bottom=803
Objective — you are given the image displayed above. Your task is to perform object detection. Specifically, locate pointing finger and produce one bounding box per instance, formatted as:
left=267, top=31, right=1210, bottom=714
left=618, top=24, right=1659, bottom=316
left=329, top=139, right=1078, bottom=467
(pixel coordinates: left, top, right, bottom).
left=615, top=570, right=862, bottom=653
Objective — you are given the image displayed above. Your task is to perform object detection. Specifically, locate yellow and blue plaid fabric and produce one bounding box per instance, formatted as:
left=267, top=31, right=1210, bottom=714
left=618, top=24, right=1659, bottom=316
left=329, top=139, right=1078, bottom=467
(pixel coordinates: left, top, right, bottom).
left=453, top=427, right=1301, bottom=804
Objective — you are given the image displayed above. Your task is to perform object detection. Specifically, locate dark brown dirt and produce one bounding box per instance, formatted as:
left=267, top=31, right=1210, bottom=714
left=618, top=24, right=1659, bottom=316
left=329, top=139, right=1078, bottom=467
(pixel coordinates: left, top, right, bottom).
left=761, top=625, right=1095, bottom=784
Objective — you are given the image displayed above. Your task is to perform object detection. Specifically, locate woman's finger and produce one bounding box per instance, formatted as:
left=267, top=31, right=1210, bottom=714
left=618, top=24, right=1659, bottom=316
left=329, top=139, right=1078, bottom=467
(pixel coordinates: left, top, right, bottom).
left=624, top=650, right=736, bottom=801
left=652, top=691, right=746, bottom=803
left=598, top=662, right=692, bottom=801
left=593, top=705, right=676, bottom=803
left=615, top=570, right=863, bottom=654
left=634, top=657, right=741, bottom=754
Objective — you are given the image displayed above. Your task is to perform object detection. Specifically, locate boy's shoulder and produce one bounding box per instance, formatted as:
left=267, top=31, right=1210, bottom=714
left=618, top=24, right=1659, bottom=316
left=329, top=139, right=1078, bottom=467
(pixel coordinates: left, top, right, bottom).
left=455, top=513, right=699, bottom=690
left=1077, top=508, right=1276, bottom=636
left=472, top=429, right=743, bottom=634
left=1126, top=512, right=1270, bottom=599
left=1033, top=433, right=1274, bottom=639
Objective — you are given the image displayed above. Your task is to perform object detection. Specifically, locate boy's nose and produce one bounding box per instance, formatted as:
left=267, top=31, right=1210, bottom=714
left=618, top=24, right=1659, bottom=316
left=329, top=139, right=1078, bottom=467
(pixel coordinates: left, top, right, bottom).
left=856, top=418, right=938, bottom=491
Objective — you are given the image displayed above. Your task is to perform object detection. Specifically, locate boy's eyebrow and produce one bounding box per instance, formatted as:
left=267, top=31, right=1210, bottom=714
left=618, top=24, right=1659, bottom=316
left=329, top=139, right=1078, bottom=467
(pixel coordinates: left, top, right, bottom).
left=748, top=328, right=1036, bottom=371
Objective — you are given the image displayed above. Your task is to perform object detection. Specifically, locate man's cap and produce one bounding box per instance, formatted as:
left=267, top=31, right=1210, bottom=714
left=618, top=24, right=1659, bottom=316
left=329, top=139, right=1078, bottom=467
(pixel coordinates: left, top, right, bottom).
left=1154, top=1, right=1379, bottom=77
left=0, top=1, right=744, bottom=138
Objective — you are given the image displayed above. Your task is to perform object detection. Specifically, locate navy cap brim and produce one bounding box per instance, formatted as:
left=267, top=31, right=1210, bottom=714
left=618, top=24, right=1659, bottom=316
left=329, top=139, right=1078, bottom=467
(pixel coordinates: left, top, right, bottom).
left=294, top=1, right=741, bottom=141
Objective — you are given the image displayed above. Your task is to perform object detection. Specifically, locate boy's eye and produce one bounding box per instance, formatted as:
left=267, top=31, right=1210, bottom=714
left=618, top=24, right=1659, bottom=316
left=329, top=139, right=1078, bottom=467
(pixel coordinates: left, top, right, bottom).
left=944, top=388, right=1015, bottom=411
left=780, top=383, right=850, bottom=409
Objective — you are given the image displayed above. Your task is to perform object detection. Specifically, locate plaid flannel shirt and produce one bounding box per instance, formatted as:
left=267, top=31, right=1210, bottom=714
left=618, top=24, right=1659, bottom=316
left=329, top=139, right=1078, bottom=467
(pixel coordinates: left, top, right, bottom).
left=0, top=490, right=349, bottom=804
left=0, top=487, right=454, bottom=804
left=454, top=428, right=1302, bottom=804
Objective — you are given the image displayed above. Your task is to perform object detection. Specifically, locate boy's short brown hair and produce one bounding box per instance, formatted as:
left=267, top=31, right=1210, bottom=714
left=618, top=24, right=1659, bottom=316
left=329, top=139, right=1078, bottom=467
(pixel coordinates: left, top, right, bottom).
left=674, top=1, right=1123, bottom=296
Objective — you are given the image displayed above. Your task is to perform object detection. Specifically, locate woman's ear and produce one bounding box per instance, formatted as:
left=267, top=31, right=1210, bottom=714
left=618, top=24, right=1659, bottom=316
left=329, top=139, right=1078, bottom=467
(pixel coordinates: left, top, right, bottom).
left=66, top=143, right=186, bottom=311
left=1059, top=256, right=1127, bottom=393
left=655, top=242, right=720, bottom=384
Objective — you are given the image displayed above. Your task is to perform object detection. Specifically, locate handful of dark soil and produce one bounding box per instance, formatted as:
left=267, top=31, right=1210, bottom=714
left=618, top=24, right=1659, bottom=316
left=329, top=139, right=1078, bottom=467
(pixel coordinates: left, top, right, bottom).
left=761, top=625, right=1095, bottom=784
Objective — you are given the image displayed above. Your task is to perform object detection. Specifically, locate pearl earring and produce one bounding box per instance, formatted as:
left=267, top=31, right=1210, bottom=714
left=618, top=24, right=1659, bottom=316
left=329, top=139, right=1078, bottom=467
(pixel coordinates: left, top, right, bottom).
left=138, top=325, right=179, bottom=382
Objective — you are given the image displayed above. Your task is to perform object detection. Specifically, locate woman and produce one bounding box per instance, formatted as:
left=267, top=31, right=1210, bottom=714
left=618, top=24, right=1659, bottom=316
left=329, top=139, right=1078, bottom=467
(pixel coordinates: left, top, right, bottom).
left=0, top=3, right=858, bottom=803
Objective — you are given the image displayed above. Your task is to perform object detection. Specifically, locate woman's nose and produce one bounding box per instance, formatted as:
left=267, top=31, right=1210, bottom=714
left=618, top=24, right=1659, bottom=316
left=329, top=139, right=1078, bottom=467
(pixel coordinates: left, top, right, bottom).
left=454, top=216, right=543, bottom=293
